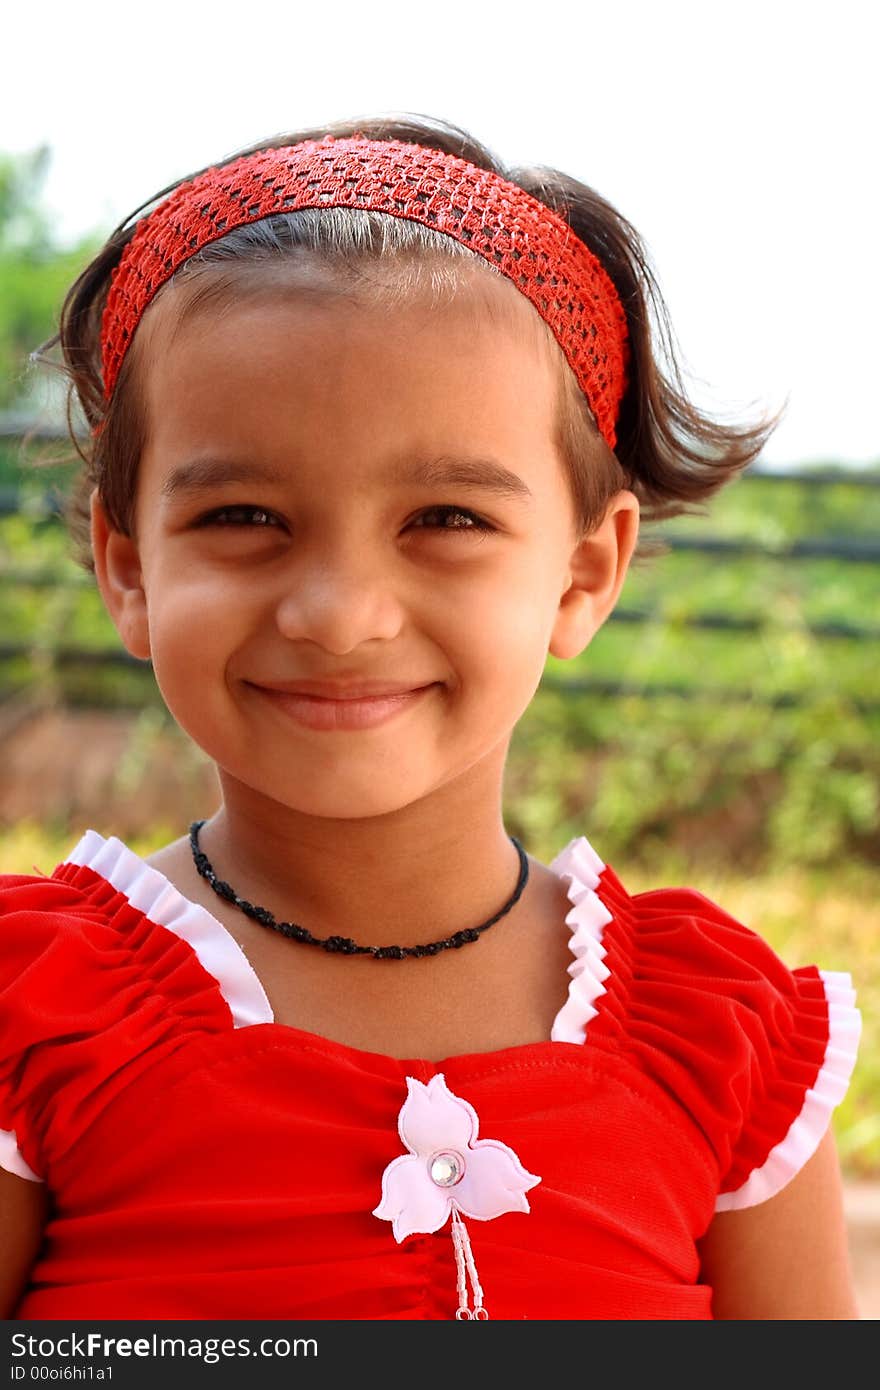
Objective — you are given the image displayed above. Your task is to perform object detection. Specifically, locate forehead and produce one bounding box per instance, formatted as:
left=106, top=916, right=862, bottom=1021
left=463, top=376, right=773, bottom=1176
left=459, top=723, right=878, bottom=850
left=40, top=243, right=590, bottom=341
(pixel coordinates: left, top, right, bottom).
left=138, top=257, right=558, bottom=382
left=134, top=265, right=567, bottom=496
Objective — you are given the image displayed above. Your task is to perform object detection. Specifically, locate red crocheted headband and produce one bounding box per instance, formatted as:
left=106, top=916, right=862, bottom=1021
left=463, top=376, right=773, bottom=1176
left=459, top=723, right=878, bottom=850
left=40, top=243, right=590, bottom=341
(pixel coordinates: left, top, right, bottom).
left=100, top=136, right=630, bottom=449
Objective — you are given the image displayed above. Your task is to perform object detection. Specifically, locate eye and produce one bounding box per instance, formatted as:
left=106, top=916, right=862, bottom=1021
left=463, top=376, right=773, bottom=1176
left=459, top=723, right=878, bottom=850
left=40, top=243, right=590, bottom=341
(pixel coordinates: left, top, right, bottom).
left=190, top=503, right=495, bottom=534
left=410, top=506, right=495, bottom=534
left=193, top=505, right=281, bottom=528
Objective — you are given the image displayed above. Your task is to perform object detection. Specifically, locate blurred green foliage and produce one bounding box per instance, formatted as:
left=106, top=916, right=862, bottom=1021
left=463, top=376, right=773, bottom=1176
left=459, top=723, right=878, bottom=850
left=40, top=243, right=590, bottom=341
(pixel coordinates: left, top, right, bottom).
left=0, top=148, right=102, bottom=411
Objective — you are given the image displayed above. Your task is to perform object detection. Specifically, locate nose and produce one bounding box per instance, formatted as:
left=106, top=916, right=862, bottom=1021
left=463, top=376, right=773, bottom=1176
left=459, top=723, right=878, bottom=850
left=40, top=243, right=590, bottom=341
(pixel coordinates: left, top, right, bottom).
left=273, top=548, right=407, bottom=655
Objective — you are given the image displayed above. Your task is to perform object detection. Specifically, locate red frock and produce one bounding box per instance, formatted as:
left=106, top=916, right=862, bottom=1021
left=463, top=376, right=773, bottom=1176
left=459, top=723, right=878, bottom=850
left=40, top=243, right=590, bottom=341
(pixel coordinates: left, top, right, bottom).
left=0, top=830, right=861, bottom=1320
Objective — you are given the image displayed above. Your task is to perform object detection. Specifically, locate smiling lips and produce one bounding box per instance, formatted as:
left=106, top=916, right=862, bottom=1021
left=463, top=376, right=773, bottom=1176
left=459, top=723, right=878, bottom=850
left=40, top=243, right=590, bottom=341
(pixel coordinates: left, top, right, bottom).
left=250, top=680, right=438, bottom=732
left=257, top=678, right=434, bottom=699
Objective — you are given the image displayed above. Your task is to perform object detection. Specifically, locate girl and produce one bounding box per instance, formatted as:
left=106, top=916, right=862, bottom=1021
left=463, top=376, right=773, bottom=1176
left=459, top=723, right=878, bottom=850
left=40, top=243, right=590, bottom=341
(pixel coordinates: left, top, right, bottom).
left=0, top=114, right=862, bottom=1321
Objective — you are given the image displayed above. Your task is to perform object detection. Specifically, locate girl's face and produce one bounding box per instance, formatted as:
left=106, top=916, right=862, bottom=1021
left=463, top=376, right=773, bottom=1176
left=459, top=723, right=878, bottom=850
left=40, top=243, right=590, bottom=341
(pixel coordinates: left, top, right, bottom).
left=94, top=269, right=638, bottom=822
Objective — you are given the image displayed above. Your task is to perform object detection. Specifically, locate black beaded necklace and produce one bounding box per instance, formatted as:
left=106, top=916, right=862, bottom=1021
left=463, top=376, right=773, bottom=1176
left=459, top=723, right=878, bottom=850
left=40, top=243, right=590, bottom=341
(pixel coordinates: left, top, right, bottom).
left=188, top=819, right=530, bottom=960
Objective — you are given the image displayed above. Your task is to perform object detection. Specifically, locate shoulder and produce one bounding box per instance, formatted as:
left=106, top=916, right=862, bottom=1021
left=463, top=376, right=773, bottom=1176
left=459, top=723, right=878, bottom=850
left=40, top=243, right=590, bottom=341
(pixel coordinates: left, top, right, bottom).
left=0, top=830, right=185, bottom=991
left=0, top=855, right=120, bottom=992
left=549, top=836, right=861, bottom=1213
left=0, top=853, right=116, bottom=1184
left=0, top=831, right=238, bottom=1183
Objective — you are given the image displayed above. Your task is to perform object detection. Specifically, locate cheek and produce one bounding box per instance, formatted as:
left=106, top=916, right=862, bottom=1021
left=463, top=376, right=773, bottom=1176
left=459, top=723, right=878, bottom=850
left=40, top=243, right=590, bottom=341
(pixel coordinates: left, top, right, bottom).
left=143, top=583, right=254, bottom=758
left=443, top=565, right=559, bottom=680
left=146, top=580, right=246, bottom=675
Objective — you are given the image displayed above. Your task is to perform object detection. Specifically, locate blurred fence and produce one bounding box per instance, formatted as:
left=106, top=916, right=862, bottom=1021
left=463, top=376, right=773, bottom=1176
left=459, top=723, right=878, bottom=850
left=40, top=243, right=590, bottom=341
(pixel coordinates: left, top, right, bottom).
left=2, top=420, right=879, bottom=713
left=2, top=423, right=878, bottom=873
left=3, top=430, right=878, bottom=1182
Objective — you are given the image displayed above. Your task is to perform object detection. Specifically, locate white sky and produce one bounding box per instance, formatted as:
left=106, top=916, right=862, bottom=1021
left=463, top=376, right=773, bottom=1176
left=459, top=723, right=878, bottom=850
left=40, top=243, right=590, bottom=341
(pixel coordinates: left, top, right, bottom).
left=4, top=0, right=877, bottom=467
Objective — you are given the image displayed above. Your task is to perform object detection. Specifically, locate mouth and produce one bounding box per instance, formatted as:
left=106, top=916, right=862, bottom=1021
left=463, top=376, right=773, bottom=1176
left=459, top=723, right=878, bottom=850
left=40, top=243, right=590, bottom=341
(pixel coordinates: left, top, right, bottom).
left=248, top=682, right=438, bottom=732
left=249, top=680, right=438, bottom=700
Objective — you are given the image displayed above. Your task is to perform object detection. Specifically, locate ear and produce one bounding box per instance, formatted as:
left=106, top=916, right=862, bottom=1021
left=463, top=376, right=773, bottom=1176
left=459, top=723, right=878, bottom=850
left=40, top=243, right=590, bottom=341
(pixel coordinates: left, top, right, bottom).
left=89, top=488, right=152, bottom=661
left=549, top=489, right=640, bottom=661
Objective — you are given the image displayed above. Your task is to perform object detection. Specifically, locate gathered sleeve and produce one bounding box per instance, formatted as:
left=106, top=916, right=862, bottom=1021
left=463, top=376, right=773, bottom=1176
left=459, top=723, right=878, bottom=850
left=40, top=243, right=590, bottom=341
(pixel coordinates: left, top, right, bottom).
left=550, top=838, right=862, bottom=1213
left=0, top=863, right=236, bottom=1184
left=620, top=884, right=860, bottom=1211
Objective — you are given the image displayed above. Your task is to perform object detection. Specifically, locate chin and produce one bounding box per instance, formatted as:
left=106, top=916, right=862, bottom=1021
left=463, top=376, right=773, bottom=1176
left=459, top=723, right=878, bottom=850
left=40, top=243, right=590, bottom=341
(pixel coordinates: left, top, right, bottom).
left=230, top=766, right=439, bottom=823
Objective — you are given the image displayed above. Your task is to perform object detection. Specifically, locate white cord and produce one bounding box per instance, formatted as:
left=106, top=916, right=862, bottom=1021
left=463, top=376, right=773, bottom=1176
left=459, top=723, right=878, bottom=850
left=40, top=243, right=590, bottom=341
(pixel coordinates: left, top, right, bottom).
left=451, top=1206, right=489, bottom=1320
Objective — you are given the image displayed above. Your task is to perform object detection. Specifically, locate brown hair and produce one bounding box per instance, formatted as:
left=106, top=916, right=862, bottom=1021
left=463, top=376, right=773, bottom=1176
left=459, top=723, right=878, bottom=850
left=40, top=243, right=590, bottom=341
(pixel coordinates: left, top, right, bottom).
left=33, top=112, right=780, bottom=573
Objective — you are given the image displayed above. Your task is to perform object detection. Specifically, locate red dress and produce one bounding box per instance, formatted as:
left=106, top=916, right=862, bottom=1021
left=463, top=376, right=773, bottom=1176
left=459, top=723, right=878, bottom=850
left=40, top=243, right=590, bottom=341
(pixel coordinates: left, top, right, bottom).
left=0, top=830, right=861, bottom=1320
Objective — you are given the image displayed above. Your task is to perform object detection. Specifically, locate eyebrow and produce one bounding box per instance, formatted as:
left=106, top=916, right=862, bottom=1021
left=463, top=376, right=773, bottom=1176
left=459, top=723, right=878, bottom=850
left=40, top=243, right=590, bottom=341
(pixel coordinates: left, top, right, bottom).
left=160, top=454, right=534, bottom=503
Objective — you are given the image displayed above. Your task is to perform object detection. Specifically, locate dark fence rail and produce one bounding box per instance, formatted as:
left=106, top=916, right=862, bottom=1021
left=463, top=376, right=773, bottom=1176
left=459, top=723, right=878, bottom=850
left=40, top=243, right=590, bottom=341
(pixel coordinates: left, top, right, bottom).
left=2, top=487, right=879, bottom=561
left=3, top=425, right=878, bottom=714
left=1, top=655, right=877, bottom=713
left=2, top=603, right=878, bottom=642
left=3, top=417, right=880, bottom=484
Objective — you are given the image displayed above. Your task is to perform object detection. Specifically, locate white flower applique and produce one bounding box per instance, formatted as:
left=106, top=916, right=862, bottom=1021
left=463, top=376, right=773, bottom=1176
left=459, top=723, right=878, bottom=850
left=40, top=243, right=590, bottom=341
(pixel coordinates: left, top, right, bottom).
left=373, top=1073, right=541, bottom=1319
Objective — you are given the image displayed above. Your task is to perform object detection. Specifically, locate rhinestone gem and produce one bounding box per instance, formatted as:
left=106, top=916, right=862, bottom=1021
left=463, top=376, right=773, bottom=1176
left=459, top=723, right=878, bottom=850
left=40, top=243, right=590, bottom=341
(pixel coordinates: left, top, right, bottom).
left=429, top=1150, right=465, bottom=1187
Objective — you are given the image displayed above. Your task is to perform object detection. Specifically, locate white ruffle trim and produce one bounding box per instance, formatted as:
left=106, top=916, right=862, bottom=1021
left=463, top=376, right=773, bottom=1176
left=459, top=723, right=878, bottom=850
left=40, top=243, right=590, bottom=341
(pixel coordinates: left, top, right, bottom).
left=64, top=830, right=615, bottom=1048
left=0, top=1126, right=40, bottom=1182
left=547, top=836, right=614, bottom=1044
left=66, top=830, right=274, bottom=1029
left=715, top=969, right=862, bottom=1211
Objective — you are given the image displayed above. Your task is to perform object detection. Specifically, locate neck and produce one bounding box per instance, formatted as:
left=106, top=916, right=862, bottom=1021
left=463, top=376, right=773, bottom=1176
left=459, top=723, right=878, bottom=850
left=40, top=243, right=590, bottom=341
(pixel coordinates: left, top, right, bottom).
left=199, top=758, right=529, bottom=951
